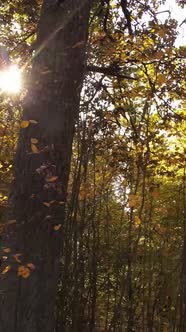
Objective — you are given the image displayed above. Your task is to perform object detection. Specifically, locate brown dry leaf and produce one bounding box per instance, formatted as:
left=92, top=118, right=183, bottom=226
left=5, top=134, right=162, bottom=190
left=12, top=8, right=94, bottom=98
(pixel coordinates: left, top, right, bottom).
left=72, top=40, right=85, bottom=48
left=18, top=265, right=30, bottom=278
left=54, top=224, right=61, bottom=231
left=31, top=144, right=38, bottom=153
left=157, top=73, right=166, bottom=85
left=152, top=190, right=160, bottom=198
left=105, top=112, right=112, bottom=120
left=0, top=225, right=4, bottom=233
left=128, top=194, right=142, bottom=208
left=7, top=219, right=16, bottom=225
left=30, top=138, right=38, bottom=144
left=128, top=195, right=137, bottom=207
left=129, top=199, right=136, bottom=208
left=2, top=265, right=10, bottom=274
left=155, top=50, right=164, bottom=60
left=79, top=189, right=88, bottom=199
left=20, top=120, right=30, bottom=128
left=158, top=227, right=167, bottom=235
left=46, top=176, right=58, bottom=183
left=158, top=29, right=166, bottom=39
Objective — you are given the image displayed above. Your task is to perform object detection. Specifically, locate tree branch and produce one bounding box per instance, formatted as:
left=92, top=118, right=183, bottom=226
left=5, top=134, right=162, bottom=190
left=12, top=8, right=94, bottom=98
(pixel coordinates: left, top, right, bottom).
left=87, top=64, right=137, bottom=80
left=120, top=0, right=133, bottom=35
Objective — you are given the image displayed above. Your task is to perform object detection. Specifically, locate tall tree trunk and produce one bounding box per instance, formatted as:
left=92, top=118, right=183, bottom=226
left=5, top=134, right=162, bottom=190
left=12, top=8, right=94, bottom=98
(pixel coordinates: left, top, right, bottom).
left=0, top=1, right=90, bottom=331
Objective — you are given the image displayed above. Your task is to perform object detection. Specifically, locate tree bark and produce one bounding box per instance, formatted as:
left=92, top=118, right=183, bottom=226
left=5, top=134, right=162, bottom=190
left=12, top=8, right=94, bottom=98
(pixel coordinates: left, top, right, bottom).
left=0, top=1, right=90, bottom=331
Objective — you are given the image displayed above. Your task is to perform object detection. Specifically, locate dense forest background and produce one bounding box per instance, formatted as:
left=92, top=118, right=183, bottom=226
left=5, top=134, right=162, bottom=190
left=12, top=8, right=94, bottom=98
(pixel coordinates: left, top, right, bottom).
left=0, top=0, right=186, bottom=331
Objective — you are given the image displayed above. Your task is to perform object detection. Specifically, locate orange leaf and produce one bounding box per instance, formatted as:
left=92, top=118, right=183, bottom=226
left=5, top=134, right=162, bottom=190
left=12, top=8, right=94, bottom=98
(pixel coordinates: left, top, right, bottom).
left=31, top=144, right=38, bottom=153
left=46, top=176, right=58, bottom=182
left=30, top=138, right=38, bottom=144
left=20, top=120, right=30, bottom=128
left=54, top=224, right=61, bottom=231
left=17, top=265, right=30, bottom=278
left=27, top=263, right=36, bottom=270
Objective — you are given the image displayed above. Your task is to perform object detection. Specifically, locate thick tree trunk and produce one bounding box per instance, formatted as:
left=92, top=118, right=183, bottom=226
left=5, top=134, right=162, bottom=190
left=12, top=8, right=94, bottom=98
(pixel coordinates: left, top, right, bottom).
left=0, top=1, right=90, bottom=331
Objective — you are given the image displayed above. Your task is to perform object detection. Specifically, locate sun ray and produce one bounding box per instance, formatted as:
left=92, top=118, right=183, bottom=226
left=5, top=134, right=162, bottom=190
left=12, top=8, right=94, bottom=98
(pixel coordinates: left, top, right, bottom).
left=0, top=65, right=22, bottom=94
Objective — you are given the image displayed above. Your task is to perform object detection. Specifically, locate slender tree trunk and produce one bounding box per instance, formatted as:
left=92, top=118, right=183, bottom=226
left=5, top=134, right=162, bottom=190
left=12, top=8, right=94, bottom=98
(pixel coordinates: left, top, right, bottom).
left=179, top=172, right=186, bottom=331
left=0, top=1, right=90, bottom=331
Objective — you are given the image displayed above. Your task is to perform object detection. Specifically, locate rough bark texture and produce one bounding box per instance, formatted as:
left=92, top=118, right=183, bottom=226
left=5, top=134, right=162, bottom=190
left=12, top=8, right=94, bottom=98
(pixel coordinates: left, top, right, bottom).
left=0, top=1, right=90, bottom=331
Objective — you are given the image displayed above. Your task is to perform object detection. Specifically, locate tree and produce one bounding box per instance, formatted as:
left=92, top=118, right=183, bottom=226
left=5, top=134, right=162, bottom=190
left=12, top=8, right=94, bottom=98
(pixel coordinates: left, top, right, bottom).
left=0, top=0, right=91, bottom=331
left=0, top=0, right=186, bottom=331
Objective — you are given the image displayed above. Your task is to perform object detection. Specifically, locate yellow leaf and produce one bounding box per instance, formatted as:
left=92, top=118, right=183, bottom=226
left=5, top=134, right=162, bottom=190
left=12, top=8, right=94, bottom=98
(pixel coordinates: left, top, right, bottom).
left=30, top=138, right=38, bottom=144
left=29, top=119, right=38, bottom=124
left=17, top=265, right=30, bottom=278
left=134, top=216, right=141, bottom=225
left=46, top=176, right=58, bottom=182
left=31, top=144, right=38, bottom=153
left=3, top=248, right=11, bottom=253
left=54, top=224, right=61, bottom=231
left=110, top=2, right=117, bottom=8
left=2, top=265, right=10, bottom=274
left=27, top=263, right=36, bottom=270
left=20, top=120, right=30, bottom=128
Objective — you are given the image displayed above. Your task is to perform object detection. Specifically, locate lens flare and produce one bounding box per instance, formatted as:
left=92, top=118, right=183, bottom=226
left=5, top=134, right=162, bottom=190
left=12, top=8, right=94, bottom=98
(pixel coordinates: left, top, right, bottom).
left=0, top=65, right=21, bottom=94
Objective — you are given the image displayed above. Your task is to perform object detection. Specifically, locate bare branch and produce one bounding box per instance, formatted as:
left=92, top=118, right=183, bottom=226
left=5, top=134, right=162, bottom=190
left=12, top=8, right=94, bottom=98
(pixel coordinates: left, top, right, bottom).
left=87, top=64, right=137, bottom=80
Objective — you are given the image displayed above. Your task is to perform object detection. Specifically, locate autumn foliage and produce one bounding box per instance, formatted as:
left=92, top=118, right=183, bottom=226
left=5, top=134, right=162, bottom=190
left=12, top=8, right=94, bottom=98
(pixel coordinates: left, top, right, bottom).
left=0, top=0, right=186, bottom=331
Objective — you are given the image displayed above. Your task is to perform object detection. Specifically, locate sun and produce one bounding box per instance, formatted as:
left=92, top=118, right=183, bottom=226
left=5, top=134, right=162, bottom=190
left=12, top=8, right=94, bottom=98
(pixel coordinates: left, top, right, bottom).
left=0, top=65, right=22, bottom=94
